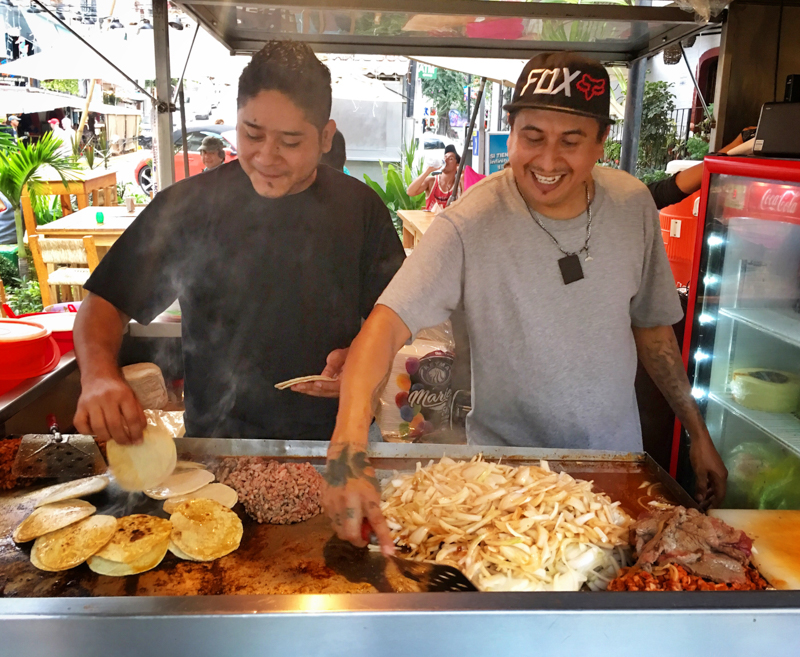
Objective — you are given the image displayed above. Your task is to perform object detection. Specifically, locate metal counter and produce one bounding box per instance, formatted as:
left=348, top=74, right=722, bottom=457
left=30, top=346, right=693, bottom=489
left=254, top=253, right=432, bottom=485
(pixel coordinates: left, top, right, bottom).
left=1, top=441, right=799, bottom=657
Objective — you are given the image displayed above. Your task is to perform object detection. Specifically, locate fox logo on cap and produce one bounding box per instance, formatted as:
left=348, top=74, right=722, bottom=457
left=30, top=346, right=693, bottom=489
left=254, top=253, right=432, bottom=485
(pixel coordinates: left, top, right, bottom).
left=520, top=68, right=582, bottom=98
left=576, top=74, right=606, bottom=101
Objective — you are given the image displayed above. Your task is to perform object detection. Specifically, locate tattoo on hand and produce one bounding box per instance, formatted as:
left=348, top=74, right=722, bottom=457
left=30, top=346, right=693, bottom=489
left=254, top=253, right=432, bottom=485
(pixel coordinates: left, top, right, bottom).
left=325, top=444, right=380, bottom=492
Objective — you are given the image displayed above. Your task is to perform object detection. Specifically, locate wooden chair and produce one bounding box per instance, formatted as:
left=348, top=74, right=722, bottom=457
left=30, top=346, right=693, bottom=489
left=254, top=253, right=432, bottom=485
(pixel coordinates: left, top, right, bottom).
left=0, top=279, right=6, bottom=317
left=28, top=234, right=99, bottom=308
left=21, top=170, right=118, bottom=240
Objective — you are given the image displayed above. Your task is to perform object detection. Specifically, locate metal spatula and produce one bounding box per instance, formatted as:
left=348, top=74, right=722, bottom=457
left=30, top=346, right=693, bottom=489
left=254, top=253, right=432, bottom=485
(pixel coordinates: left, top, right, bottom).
left=12, top=415, right=106, bottom=479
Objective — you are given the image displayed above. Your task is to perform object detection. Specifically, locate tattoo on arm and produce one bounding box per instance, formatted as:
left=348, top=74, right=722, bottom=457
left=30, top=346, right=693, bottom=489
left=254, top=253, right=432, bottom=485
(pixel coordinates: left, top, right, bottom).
left=635, top=327, right=704, bottom=429
left=324, top=444, right=381, bottom=492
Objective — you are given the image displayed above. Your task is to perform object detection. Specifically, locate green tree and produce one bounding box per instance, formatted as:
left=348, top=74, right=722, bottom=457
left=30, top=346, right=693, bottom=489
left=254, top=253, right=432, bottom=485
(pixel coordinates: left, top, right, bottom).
left=637, top=80, right=677, bottom=175
left=0, top=132, right=81, bottom=275
left=41, top=79, right=80, bottom=95
left=421, top=68, right=467, bottom=137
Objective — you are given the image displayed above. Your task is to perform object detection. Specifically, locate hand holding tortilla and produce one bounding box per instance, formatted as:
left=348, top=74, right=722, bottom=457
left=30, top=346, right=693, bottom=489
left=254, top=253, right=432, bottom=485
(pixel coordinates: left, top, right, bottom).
left=107, top=414, right=177, bottom=492
left=279, top=347, right=349, bottom=398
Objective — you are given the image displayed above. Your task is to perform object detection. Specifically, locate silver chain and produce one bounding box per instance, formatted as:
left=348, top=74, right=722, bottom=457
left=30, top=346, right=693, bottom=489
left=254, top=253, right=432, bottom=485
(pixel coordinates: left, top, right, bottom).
left=520, top=181, right=594, bottom=262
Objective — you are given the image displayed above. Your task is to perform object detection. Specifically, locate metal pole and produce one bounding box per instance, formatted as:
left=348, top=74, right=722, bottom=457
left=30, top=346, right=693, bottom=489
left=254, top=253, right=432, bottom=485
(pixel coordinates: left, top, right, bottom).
left=178, top=83, right=190, bottom=179
left=478, top=92, right=487, bottom=175
left=448, top=77, right=486, bottom=206
left=172, top=24, right=201, bottom=107
left=620, top=56, right=646, bottom=175
left=153, top=0, right=175, bottom=192
left=678, top=42, right=711, bottom=121
left=495, top=82, right=503, bottom=131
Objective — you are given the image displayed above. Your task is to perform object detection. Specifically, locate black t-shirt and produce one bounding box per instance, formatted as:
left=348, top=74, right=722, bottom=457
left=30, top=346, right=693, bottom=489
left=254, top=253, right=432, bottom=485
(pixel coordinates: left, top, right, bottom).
left=85, top=161, right=405, bottom=440
left=647, top=175, right=689, bottom=211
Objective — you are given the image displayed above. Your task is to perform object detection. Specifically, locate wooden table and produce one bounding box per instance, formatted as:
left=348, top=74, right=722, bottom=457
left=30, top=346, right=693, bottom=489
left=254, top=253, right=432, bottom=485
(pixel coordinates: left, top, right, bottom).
left=397, top=209, right=436, bottom=249
left=21, top=169, right=118, bottom=239
left=36, top=204, right=141, bottom=248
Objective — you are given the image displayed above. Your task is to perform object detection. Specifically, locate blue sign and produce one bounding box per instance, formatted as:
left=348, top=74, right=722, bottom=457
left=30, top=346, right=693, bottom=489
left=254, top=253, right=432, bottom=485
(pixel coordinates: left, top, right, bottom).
left=487, top=132, right=509, bottom=174
left=472, top=134, right=479, bottom=158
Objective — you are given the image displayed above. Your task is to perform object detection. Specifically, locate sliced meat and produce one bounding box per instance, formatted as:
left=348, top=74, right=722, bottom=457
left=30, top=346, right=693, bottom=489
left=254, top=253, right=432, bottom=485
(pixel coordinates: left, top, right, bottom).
left=629, top=506, right=753, bottom=585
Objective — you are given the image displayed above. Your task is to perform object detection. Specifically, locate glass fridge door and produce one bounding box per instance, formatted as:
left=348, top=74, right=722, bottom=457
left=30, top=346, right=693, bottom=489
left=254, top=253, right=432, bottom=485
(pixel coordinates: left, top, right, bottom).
left=690, top=173, right=800, bottom=510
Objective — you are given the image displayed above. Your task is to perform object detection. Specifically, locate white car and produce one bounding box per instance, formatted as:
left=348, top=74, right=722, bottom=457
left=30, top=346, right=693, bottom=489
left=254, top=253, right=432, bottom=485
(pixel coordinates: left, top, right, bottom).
left=420, top=133, right=464, bottom=169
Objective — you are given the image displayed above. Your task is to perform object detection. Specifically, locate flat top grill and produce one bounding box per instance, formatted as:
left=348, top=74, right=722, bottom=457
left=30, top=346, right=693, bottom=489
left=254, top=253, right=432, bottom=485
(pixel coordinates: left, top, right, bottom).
left=0, top=440, right=692, bottom=599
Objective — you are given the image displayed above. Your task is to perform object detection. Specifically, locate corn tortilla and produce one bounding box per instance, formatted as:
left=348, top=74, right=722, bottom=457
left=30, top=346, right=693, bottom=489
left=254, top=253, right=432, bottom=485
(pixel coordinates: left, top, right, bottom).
left=35, top=475, right=110, bottom=508
left=174, top=461, right=207, bottom=471
left=170, top=498, right=243, bottom=561
left=30, top=515, right=117, bottom=571
left=107, top=418, right=177, bottom=492
left=163, top=483, right=238, bottom=514
left=144, top=469, right=215, bottom=500
left=92, top=514, right=172, bottom=564
left=13, top=500, right=96, bottom=543
left=88, top=538, right=169, bottom=576
left=168, top=540, right=200, bottom=561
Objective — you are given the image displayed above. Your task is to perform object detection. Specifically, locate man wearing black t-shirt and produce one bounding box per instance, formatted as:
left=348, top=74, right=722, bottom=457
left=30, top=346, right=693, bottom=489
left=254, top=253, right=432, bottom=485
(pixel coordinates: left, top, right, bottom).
left=73, top=41, right=404, bottom=444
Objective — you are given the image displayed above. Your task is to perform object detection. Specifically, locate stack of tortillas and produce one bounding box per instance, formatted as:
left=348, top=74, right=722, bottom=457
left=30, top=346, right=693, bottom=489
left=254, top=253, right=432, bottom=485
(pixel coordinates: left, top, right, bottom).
left=168, top=498, right=243, bottom=561
left=107, top=413, right=177, bottom=491
left=274, top=375, right=336, bottom=390
left=122, top=362, right=169, bottom=410
left=88, top=515, right=173, bottom=576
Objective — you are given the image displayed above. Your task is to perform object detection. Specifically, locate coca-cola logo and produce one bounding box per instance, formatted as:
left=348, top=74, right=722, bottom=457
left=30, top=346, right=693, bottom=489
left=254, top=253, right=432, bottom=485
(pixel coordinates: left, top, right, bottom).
left=760, top=189, right=799, bottom=214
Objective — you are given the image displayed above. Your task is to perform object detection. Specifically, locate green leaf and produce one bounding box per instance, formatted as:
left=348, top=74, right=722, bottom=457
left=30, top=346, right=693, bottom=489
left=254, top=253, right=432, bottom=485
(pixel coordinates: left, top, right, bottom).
left=386, top=168, right=413, bottom=209
left=363, top=174, right=391, bottom=205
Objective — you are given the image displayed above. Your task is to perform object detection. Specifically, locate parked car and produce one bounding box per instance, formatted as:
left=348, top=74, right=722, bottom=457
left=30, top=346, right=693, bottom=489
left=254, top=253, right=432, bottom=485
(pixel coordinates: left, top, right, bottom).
left=420, top=132, right=463, bottom=168
left=134, top=123, right=237, bottom=196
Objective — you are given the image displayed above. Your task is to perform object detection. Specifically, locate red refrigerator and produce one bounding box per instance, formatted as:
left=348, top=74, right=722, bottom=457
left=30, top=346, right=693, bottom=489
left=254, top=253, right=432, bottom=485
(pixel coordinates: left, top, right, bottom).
left=675, top=155, right=800, bottom=509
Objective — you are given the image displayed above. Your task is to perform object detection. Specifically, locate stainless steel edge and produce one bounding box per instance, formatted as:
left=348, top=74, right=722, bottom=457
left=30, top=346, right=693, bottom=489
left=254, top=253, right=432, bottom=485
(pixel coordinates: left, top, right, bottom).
left=0, top=352, right=77, bottom=425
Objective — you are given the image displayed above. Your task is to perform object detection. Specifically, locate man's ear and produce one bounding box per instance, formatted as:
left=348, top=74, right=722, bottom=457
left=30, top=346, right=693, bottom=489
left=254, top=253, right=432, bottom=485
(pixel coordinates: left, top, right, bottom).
left=321, top=119, right=336, bottom=154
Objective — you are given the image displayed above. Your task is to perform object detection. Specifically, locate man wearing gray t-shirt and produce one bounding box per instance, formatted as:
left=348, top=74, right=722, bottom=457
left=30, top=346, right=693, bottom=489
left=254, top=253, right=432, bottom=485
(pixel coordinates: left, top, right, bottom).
left=322, top=52, right=728, bottom=555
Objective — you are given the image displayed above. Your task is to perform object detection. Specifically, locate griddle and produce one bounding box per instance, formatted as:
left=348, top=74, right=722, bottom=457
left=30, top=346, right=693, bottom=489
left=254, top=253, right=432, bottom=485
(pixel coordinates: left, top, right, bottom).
left=0, top=440, right=695, bottom=598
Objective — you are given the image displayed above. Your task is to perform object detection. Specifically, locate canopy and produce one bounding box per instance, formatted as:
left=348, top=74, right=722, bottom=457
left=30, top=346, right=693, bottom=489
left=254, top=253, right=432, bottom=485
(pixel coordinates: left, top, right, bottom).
left=330, top=71, right=404, bottom=103
left=409, top=56, right=527, bottom=88
left=177, top=0, right=716, bottom=63
left=0, top=86, right=140, bottom=116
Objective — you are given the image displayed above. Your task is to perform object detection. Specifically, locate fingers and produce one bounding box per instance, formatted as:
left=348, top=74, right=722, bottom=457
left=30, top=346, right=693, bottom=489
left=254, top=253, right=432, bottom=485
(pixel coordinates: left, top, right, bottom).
left=73, top=407, right=92, bottom=436
left=341, top=498, right=366, bottom=547
left=86, top=404, right=112, bottom=444
left=322, top=348, right=348, bottom=378
left=708, top=469, right=727, bottom=509
left=291, top=380, right=341, bottom=398
left=694, top=468, right=709, bottom=506
left=119, top=395, right=147, bottom=444
left=364, top=499, right=394, bottom=556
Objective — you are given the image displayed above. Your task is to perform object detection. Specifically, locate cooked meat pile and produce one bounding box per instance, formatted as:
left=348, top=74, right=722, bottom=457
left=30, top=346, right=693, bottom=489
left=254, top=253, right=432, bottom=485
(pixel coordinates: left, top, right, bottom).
left=628, top=506, right=754, bottom=584
left=608, top=563, right=767, bottom=592
left=0, top=438, right=22, bottom=490
left=217, top=457, right=323, bottom=524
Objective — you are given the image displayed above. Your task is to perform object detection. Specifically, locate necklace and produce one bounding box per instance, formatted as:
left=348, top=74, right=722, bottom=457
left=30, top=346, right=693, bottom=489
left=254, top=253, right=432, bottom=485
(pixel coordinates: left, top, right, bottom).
left=519, top=181, right=594, bottom=285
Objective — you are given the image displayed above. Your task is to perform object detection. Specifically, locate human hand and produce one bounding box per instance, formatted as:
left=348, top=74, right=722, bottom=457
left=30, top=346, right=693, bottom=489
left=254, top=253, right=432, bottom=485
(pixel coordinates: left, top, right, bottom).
left=689, top=436, right=728, bottom=510
left=322, top=442, right=394, bottom=555
left=73, top=371, right=147, bottom=445
left=292, top=347, right=349, bottom=398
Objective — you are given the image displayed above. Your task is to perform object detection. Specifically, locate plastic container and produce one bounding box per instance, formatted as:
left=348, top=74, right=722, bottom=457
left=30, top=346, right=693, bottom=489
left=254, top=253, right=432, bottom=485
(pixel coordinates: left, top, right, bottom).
left=1, top=309, right=76, bottom=354
left=0, top=319, right=61, bottom=395
left=659, top=191, right=700, bottom=288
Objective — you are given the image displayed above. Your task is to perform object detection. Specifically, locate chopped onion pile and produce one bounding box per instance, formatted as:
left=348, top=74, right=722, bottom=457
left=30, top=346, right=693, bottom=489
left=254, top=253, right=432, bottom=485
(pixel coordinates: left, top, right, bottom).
left=381, top=456, right=633, bottom=592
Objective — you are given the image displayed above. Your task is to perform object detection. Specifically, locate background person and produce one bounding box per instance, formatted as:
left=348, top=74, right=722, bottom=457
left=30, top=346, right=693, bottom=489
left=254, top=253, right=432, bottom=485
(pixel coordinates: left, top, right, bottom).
left=407, top=144, right=463, bottom=210
left=320, top=129, right=350, bottom=175
left=199, top=135, right=227, bottom=171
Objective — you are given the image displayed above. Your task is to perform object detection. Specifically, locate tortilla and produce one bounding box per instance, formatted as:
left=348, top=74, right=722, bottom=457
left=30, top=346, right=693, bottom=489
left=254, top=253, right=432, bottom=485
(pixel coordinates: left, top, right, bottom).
left=274, top=375, right=336, bottom=390
left=168, top=540, right=200, bottom=562
left=107, top=417, right=177, bottom=492
left=13, top=500, right=96, bottom=543
left=30, top=515, right=117, bottom=571
left=169, top=498, right=243, bottom=561
left=174, top=461, right=207, bottom=471
left=163, top=483, right=238, bottom=514
left=144, top=469, right=215, bottom=500
left=35, top=475, right=110, bottom=508
left=88, top=538, right=169, bottom=576
left=92, top=514, right=172, bottom=564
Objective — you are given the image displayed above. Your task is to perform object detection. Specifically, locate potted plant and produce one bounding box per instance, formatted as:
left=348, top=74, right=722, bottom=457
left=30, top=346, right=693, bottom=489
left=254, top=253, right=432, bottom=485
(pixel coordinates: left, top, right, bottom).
left=0, top=131, right=80, bottom=276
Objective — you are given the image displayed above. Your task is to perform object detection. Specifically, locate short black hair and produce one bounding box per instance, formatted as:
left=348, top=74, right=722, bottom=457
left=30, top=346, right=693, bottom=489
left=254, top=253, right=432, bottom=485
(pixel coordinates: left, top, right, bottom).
left=237, top=40, right=332, bottom=130
left=444, top=143, right=461, bottom=164
left=320, top=129, right=347, bottom=171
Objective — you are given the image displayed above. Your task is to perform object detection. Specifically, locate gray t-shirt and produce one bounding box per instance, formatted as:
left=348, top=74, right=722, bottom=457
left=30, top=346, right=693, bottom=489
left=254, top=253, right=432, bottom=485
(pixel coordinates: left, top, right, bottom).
left=377, top=166, right=683, bottom=452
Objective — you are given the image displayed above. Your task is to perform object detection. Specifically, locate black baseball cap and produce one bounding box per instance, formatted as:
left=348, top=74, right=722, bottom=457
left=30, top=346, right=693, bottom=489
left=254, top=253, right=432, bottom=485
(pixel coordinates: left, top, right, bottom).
left=504, top=52, right=612, bottom=125
left=444, top=143, right=461, bottom=164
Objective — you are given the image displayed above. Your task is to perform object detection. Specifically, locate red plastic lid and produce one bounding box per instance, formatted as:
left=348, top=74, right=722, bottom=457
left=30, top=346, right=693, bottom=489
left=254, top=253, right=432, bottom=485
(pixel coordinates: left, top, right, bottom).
left=0, top=319, right=49, bottom=343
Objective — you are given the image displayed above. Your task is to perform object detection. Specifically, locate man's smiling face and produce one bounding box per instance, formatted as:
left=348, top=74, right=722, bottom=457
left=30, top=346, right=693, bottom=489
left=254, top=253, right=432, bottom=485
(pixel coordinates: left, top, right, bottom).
left=237, top=90, right=335, bottom=198
left=508, top=108, right=608, bottom=218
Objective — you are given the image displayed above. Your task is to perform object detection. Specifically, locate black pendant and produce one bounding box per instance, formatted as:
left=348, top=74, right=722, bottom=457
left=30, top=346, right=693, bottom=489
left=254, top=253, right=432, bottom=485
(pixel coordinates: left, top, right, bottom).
left=558, top=254, right=584, bottom=285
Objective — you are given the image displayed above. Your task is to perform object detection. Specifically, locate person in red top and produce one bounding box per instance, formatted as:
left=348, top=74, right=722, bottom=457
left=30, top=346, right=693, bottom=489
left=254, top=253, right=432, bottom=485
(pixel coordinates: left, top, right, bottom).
left=407, top=144, right=463, bottom=210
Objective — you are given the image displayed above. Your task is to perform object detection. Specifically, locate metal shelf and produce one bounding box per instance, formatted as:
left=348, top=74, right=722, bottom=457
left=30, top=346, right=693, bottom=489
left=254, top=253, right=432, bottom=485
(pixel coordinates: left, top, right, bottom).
left=709, top=391, right=800, bottom=456
left=718, top=307, right=800, bottom=350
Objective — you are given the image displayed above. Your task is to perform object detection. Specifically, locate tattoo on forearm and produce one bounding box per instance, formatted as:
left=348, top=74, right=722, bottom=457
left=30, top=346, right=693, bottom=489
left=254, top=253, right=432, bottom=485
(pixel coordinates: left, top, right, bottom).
left=371, top=370, right=391, bottom=415
left=636, top=330, right=704, bottom=428
left=325, top=444, right=380, bottom=492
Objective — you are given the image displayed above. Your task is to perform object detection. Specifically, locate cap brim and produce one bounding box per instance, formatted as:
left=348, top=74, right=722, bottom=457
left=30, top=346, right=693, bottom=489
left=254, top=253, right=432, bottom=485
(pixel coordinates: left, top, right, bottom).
left=503, top=101, right=614, bottom=125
